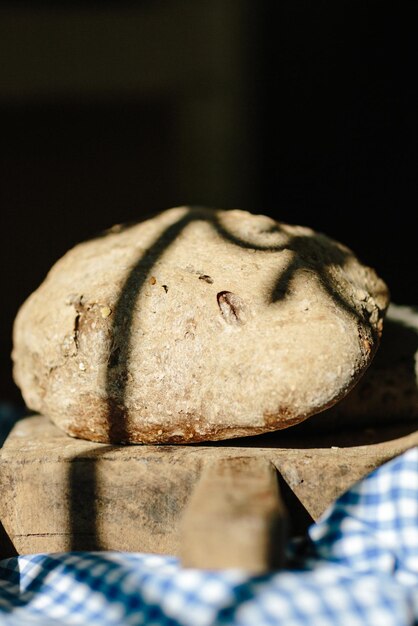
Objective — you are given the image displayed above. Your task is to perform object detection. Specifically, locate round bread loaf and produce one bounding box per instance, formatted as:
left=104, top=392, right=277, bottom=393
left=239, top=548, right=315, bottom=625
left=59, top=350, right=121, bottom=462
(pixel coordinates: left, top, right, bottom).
left=12, top=207, right=389, bottom=443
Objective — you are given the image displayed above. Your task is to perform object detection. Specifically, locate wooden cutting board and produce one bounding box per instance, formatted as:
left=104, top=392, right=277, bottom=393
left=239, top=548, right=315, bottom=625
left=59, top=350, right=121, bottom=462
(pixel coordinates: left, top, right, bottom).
left=1, top=414, right=417, bottom=571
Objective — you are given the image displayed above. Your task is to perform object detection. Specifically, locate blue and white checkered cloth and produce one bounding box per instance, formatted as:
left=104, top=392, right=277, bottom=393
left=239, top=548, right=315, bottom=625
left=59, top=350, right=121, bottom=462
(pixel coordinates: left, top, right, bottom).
left=1, top=447, right=418, bottom=626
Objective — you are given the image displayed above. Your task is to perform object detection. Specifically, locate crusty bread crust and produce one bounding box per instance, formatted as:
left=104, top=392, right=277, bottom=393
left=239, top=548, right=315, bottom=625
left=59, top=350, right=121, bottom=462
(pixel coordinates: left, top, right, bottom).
left=12, top=207, right=389, bottom=443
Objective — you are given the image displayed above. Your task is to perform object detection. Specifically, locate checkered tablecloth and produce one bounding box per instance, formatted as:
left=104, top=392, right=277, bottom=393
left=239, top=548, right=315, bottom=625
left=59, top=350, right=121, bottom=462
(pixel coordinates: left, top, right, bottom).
left=1, top=445, right=418, bottom=625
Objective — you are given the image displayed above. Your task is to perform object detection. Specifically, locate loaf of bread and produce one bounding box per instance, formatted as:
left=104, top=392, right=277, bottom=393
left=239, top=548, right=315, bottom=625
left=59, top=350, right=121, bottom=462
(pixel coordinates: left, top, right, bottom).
left=12, top=207, right=389, bottom=443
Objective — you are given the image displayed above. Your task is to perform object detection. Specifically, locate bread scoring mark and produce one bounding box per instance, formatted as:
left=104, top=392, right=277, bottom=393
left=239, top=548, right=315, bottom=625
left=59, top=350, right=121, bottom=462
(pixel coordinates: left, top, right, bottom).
left=217, top=291, right=247, bottom=325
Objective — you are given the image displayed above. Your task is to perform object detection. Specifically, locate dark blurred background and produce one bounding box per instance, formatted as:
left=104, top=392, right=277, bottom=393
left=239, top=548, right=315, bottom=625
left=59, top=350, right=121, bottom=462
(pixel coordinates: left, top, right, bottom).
left=1, top=1, right=417, bottom=404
